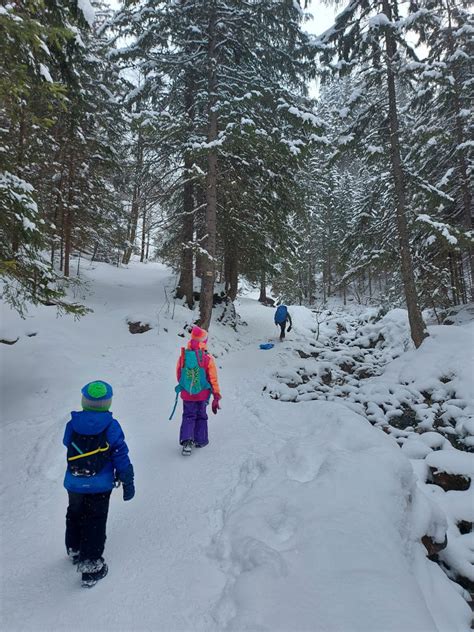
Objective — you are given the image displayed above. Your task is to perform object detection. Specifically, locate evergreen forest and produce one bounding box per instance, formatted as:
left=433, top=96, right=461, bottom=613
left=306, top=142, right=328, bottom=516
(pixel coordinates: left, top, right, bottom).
left=1, top=0, right=473, bottom=347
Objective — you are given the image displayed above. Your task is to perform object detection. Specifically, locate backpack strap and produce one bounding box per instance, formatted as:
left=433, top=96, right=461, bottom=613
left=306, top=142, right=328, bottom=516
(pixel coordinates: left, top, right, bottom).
left=68, top=442, right=110, bottom=462
left=197, top=350, right=211, bottom=369
left=195, top=350, right=205, bottom=368
left=169, top=386, right=181, bottom=421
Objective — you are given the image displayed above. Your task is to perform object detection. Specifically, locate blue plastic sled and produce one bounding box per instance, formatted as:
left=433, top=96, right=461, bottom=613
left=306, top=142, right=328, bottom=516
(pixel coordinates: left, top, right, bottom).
left=259, top=343, right=274, bottom=350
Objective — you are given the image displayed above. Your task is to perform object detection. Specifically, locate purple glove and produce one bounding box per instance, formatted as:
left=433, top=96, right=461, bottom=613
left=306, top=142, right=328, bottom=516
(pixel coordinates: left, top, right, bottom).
left=212, top=395, right=221, bottom=415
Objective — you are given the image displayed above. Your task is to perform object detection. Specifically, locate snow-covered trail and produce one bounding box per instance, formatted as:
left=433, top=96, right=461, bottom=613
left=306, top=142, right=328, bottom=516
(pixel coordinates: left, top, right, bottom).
left=1, top=262, right=470, bottom=632
left=0, top=263, right=284, bottom=631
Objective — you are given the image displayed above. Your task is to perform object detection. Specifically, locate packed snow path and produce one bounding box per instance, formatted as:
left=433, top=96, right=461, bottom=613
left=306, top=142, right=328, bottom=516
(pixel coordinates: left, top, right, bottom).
left=1, top=262, right=471, bottom=632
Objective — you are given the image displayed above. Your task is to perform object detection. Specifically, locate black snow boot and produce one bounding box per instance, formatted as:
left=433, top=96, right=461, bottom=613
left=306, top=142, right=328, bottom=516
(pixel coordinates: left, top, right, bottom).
left=79, top=558, right=108, bottom=588
left=181, top=440, right=193, bottom=456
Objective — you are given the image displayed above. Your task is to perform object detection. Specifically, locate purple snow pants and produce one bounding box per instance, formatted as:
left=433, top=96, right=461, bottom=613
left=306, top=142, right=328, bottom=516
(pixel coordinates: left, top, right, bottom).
left=179, top=400, right=209, bottom=447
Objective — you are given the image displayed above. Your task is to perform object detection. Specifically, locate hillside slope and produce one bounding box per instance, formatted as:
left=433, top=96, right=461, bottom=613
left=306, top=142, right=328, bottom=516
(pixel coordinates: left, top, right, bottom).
left=0, top=261, right=471, bottom=632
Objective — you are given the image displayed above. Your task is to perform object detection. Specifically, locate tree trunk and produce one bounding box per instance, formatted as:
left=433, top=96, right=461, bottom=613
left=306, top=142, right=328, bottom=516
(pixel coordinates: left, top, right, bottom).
left=176, top=188, right=195, bottom=308
left=146, top=231, right=150, bottom=260
left=448, top=253, right=457, bottom=304
left=224, top=251, right=231, bottom=293
left=50, top=206, right=58, bottom=267
left=259, top=269, right=267, bottom=303
left=176, top=68, right=196, bottom=309
left=195, top=186, right=206, bottom=279
left=123, top=127, right=143, bottom=265
left=457, top=255, right=467, bottom=304
left=308, top=259, right=315, bottom=304
left=59, top=206, right=64, bottom=272
left=91, top=242, right=99, bottom=262
left=327, top=253, right=332, bottom=297
left=16, top=104, right=26, bottom=176
left=229, top=256, right=238, bottom=301
left=48, top=128, right=66, bottom=267
left=445, top=0, right=473, bottom=300
left=63, top=149, right=75, bottom=278
left=198, top=6, right=218, bottom=330
left=123, top=196, right=140, bottom=265
left=218, top=257, right=224, bottom=283
left=223, top=247, right=238, bottom=301
left=50, top=168, right=65, bottom=267
left=383, top=0, right=427, bottom=348
left=63, top=207, right=71, bottom=278
left=140, top=205, right=147, bottom=263
left=12, top=104, right=27, bottom=253
left=450, top=253, right=464, bottom=305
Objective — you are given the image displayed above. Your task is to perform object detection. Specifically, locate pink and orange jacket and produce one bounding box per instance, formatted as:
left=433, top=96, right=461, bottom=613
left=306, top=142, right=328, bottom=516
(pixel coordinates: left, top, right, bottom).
left=176, top=341, right=221, bottom=402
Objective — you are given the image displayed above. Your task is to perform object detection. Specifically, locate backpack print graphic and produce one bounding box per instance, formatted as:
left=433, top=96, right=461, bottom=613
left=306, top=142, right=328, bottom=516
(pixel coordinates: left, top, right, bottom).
left=67, top=428, right=111, bottom=477
left=178, top=349, right=211, bottom=396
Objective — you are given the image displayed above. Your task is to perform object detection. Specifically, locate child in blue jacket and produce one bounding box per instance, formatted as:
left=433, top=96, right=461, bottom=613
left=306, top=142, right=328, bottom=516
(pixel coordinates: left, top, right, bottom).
left=63, top=381, right=134, bottom=587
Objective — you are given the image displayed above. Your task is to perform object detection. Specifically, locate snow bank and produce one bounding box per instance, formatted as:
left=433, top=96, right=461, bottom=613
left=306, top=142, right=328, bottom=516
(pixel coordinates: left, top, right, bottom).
left=210, top=401, right=470, bottom=631
left=380, top=324, right=474, bottom=404
left=268, top=306, right=474, bottom=448
left=263, top=301, right=474, bottom=622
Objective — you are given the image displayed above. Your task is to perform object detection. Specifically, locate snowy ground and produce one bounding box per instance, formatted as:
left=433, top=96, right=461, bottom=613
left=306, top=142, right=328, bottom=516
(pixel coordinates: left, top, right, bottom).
left=0, top=261, right=472, bottom=632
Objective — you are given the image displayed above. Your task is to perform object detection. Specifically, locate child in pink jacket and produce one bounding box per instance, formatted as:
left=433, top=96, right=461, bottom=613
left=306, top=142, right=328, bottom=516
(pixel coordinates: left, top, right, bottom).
left=176, top=326, right=221, bottom=455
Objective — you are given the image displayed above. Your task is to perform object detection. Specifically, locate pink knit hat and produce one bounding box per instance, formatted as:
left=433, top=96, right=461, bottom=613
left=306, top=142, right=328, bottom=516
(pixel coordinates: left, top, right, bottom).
left=190, top=326, right=208, bottom=343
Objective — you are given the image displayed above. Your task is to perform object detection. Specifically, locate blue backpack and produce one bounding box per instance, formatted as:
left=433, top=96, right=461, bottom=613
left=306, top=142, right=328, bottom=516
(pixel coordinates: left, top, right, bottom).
left=169, top=349, right=211, bottom=420
left=274, top=305, right=288, bottom=324
left=178, top=349, right=211, bottom=395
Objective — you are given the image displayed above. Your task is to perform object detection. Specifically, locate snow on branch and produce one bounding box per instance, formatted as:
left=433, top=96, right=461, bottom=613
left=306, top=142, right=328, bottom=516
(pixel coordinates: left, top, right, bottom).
left=77, top=0, right=95, bottom=27
left=416, top=215, right=459, bottom=246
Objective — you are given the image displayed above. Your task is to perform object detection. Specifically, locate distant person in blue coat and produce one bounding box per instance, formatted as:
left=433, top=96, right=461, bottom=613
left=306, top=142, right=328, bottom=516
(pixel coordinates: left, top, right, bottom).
left=63, top=381, right=135, bottom=588
left=274, top=304, right=292, bottom=341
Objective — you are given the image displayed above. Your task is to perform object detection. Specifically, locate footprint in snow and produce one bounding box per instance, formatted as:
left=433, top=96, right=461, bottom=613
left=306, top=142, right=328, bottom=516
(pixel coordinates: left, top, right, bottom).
left=266, top=507, right=297, bottom=543
left=281, top=440, right=326, bottom=483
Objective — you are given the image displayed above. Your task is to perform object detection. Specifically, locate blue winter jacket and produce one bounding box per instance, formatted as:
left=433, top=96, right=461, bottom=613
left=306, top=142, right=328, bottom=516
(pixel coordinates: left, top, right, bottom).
left=63, top=410, right=131, bottom=494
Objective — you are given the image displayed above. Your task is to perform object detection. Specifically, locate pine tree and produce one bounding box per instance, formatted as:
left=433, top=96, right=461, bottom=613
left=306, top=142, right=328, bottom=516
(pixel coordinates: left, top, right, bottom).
left=113, top=0, right=320, bottom=329
left=405, top=0, right=473, bottom=301
left=0, top=0, right=84, bottom=313
left=1, top=0, right=129, bottom=313
left=314, top=0, right=429, bottom=346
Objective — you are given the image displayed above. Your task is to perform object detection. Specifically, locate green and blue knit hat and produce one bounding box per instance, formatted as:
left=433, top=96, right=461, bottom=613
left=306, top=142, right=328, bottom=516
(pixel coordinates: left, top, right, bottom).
left=81, top=381, right=113, bottom=412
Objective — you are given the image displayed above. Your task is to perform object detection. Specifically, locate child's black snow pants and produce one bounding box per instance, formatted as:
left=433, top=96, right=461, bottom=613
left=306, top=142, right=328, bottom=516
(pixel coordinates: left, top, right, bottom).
left=66, top=491, right=111, bottom=561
